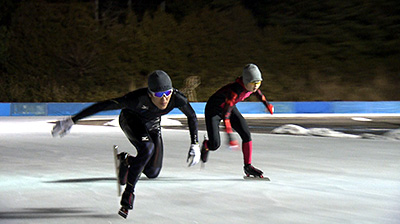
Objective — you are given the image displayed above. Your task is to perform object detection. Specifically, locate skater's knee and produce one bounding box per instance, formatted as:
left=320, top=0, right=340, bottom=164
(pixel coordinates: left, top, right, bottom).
left=207, top=139, right=220, bottom=151
left=242, top=135, right=251, bottom=143
left=144, top=168, right=161, bottom=179
left=209, top=146, right=218, bottom=151
left=145, top=173, right=159, bottom=179
left=239, top=130, right=251, bottom=142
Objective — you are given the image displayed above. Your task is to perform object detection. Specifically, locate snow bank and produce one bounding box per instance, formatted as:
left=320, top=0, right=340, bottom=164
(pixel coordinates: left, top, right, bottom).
left=272, top=124, right=400, bottom=140
left=383, top=129, right=400, bottom=140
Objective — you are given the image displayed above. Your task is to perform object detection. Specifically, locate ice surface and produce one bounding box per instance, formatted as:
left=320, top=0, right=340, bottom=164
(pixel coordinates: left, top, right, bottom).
left=0, top=117, right=399, bottom=224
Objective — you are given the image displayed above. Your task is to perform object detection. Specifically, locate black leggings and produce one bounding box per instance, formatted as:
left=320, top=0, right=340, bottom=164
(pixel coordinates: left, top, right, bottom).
left=119, top=109, right=163, bottom=192
left=205, top=105, right=251, bottom=151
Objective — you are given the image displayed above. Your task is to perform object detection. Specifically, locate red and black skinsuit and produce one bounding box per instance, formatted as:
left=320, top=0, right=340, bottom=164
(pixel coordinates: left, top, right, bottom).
left=71, top=88, right=198, bottom=209
left=204, top=77, right=272, bottom=165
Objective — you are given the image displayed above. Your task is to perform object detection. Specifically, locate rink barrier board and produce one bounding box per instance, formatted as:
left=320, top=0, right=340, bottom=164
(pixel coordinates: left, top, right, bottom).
left=1, top=101, right=399, bottom=116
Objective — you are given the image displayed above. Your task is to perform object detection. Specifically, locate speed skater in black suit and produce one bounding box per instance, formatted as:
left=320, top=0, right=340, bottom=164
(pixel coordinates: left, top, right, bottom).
left=52, top=70, right=200, bottom=218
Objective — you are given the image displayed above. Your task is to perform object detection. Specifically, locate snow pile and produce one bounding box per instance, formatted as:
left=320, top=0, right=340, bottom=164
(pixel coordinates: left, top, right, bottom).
left=272, top=124, right=360, bottom=139
left=359, top=129, right=400, bottom=140
left=272, top=124, right=400, bottom=140
left=359, top=133, right=390, bottom=140
left=383, top=129, right=400, bottom=140
left=270, top=124, right=309, bottom=135
left=308, top=128, right=360, bottom=138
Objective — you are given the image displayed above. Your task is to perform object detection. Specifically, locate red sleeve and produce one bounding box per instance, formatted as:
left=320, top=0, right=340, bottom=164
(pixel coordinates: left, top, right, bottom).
left=255, top=89, right=274, bottom=114
left=222, top=92, right=238, bottom=134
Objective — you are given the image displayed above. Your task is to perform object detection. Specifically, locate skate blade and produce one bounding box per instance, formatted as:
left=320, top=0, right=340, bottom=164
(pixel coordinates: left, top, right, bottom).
left=243, top=175, right=270, bottom=181
left=228, top=145, right=240, bottom=151
left=113, top=145, right=122, bottom=196
left=118, top=209, right=128, bottom=219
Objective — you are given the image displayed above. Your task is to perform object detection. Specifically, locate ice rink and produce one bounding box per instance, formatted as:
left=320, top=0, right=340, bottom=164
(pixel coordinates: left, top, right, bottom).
left=1, top=117, right=399, bottom=224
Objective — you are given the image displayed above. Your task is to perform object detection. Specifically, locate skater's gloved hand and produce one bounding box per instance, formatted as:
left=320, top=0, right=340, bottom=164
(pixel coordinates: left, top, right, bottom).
left=229, top=140, right=239, bottom=150
left=266, top=103, right=274, bottom=115
left=187, top=144, right=200, bottom=167
left=51, top=116, right=74, bottom=137
left=227, top=133, right=239, bottom=150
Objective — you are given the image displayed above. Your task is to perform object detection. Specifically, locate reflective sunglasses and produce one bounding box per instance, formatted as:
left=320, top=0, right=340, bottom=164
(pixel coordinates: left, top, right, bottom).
left=251, top=81, right=262, bottom=85
left=149, top=89, right=173, bottom=98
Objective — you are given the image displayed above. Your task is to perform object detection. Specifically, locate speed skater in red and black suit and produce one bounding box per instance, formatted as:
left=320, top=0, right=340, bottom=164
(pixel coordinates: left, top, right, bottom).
left=199, top=63, right=274, bottom=178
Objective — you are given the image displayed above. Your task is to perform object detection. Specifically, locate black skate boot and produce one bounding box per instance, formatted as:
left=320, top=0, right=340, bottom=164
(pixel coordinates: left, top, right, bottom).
left=119, top=191, right=135, bottom=219
left=118, top=206, right=129, bottom=219
left=117, top=152, right=129, bottom=185
left=243, top=164, right=270, bottom=180
left=200, top=136, right=209, bottom=163
left=244, top=164, right=264, bottom=178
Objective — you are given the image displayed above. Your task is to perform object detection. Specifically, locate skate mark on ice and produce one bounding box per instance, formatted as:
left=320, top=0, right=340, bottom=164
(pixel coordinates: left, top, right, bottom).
left=44, top=176, right=262, bottom=184
left=0, top=207, right=114, bottom=219
left=44, top=177, right=116, bottom=183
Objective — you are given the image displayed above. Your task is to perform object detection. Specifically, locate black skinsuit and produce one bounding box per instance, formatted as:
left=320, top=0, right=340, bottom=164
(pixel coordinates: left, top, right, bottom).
left=71, top=88, right=198, bottom=208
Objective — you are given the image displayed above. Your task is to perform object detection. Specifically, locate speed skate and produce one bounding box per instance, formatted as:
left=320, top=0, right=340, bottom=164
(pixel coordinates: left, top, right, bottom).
left=243, top=175, right=270, bottom=181
left=243, top=164, right=269, bottom=180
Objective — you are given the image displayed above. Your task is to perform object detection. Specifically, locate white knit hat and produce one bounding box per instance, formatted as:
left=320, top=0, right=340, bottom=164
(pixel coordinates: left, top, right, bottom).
left=242, top=64, right=262, bottom=85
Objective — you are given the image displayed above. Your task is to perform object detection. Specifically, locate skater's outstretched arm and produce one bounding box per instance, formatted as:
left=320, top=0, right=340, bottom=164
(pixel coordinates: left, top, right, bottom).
left=175, top=92, right=201, bottom=166
left=182, top=103, right=200, bottom=166
left=51, top=116, right=74, bottom=137
left=254, top=89, right=274, bottom=115
left=178, top=103, right=198, bottom=145
left=52, top=99, right=123, bottom=138
left=71, top=99, right=122, bottom=122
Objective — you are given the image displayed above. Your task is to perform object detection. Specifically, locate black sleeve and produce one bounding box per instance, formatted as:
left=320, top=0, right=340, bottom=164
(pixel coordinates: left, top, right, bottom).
left=71, top=99, right=122, bottom=123
left=180, top=103, right=199, bottom=144
left=175, top=91, right=199, bottom=144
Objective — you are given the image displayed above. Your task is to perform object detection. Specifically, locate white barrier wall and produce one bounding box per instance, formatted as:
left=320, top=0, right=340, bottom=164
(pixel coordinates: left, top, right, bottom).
left=1, top=101, right=400, bottom=116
